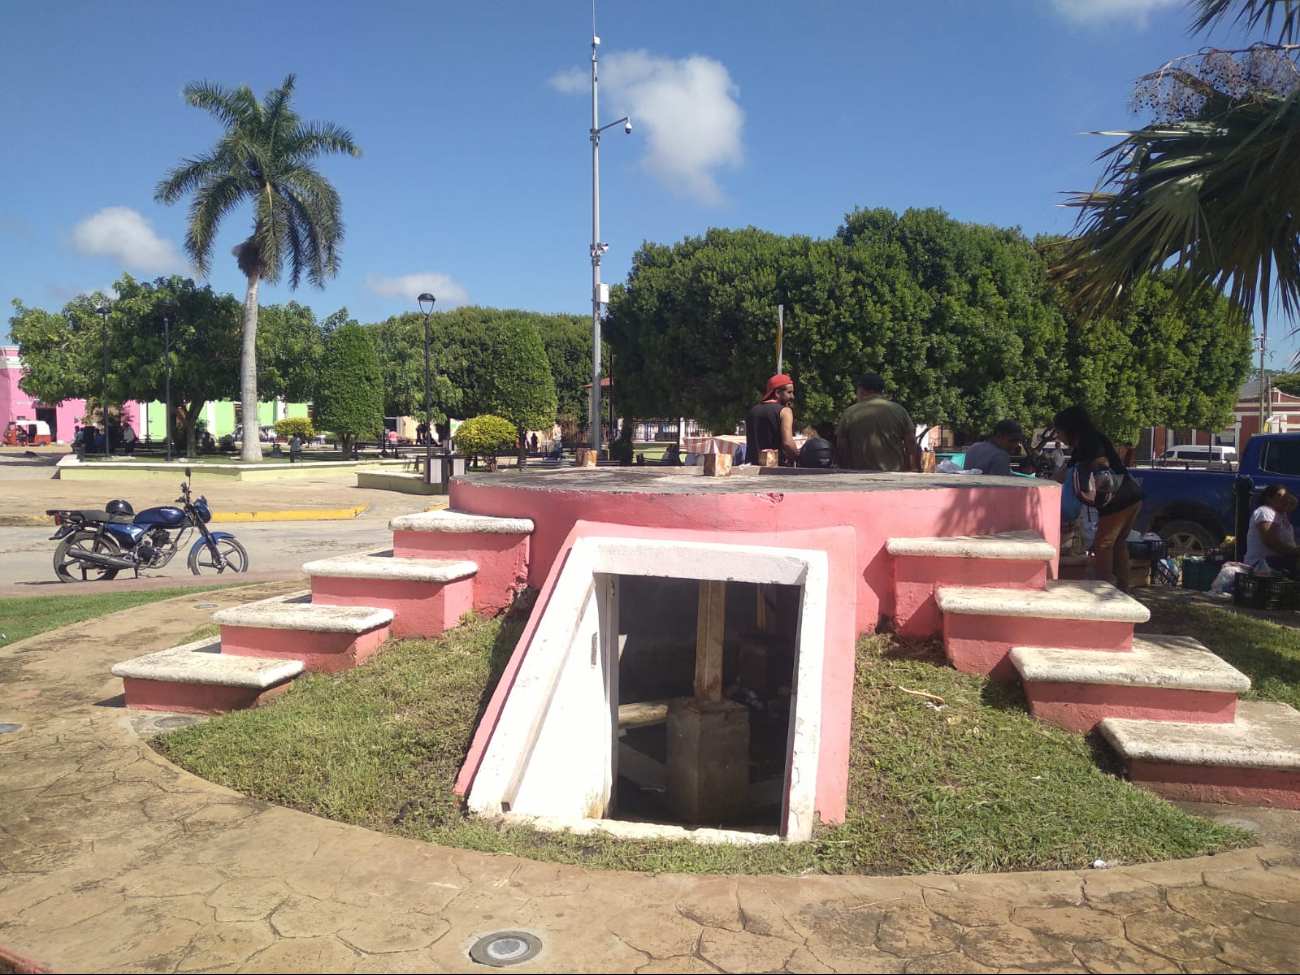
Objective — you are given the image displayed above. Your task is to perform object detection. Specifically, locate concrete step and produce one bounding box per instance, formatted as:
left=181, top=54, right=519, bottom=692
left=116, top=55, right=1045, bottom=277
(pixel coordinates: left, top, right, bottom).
left=304, top=550, right=477, bottom=639
left=390, top=510, right=534, bottom=616
left=212, top=590, right=393, bottom=673
left=1011, top=635, right=1251, bottom=732
left=388, top=510, right=534, bottom=535
left=936, top=580, right=1150, bottom=679
left=112, top=637, right=303, bottom=714
left=887, top=531, right=1055, bottom=637
left=1100, top=701, right=1300, bottom=809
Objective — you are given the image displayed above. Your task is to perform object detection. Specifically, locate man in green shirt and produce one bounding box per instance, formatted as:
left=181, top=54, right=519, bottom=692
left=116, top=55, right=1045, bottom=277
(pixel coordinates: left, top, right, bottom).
left=835, top=373, right=920, bottom=472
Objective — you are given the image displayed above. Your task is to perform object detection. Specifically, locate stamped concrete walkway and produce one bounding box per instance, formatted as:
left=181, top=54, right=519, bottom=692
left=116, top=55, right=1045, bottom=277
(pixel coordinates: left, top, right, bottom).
left=2, top=586, right=1299, bottom=974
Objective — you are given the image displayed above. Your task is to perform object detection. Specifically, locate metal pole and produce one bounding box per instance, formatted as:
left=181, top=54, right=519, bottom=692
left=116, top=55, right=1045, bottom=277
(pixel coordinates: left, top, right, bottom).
left=776, top=304, right=784, bottom=373
left=164, top=308, right=172, bottom=462
left=590, top=33, right=602, bottom=454
left=98, top=305, right=111, bottom=459
left=418, top=293, right=436, bottom=486
left=1259, top=330, right=1267, bottom=436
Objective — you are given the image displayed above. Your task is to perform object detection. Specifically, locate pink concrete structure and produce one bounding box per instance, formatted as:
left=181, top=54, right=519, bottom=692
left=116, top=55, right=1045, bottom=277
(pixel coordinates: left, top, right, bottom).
left=942, top=614, right=1136, bottom=680
left=119, top=677, right=292, bottom=715
left=447, top=472, right=1060, bottom=635
left=1023, top=684, right=1238, bottom=734
left=453, top=520, right=860, bottom=829
left=309, top=577, right=474, bottom=640
left=217, top=623, right=390, bottom=674
left=109, top=466, right=1300, bottom=819
left=1125, top=762, right=1300, bottom=810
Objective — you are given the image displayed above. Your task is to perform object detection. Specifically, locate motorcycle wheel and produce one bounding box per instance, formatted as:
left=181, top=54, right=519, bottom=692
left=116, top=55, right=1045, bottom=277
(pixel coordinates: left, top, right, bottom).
left=54, top=532, right=122, bottom=583
left=188, top=537, right=249, bottom=575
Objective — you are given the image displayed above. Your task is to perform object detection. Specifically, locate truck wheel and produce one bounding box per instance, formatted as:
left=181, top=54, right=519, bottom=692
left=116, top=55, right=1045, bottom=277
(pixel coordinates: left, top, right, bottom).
left=1158, top=520, right=1218, bottom=558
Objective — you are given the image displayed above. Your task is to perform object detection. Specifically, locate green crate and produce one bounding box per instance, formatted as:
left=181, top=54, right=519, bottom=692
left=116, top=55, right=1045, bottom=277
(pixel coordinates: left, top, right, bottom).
left=1180, top=557, right=1223, bottom=591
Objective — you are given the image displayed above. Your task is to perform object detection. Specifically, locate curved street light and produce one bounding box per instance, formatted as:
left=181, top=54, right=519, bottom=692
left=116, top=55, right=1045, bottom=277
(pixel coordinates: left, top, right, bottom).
left=418, top=293, right=436, bottom=485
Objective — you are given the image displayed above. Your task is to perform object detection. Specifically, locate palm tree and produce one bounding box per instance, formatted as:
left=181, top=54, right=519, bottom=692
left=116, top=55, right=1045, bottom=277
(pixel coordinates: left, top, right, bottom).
left=156, top=74, right=360, bottom=462
left=1052, top=1, right=1300, bottom=330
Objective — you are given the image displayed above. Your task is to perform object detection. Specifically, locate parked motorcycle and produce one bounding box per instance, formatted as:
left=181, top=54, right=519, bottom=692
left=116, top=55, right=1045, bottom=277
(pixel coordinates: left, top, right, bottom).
left=46, top=469, right=248, bottom=582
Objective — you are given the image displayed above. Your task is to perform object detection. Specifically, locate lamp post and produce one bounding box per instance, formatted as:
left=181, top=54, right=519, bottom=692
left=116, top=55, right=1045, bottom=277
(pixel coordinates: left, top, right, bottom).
left=158, top=298, right=176, bottom=462
left=588, top=27, right=632, bottom=453
left=418, top=292, right=437, bottom=485
left=96, top=304, right=111, bottom=459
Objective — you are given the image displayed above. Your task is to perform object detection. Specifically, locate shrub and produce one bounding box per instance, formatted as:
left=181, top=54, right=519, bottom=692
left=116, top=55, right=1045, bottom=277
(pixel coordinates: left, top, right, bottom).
left=454, top=414, right=517, bottom=471
left=274, top=416, right=316, bottom=440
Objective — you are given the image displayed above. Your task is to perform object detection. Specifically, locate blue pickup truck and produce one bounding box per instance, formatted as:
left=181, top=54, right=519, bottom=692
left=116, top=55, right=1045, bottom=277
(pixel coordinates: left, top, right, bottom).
left=1131, top=433, right=1300, bottom=555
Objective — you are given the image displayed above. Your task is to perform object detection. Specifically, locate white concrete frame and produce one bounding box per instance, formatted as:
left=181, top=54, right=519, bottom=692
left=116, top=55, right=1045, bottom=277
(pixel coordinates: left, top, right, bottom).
left=467, top=536, right=829, bottom=843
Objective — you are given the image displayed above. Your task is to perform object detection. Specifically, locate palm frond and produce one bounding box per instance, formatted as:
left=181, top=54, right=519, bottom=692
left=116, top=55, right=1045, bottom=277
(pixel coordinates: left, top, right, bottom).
left=1052, top=86, right=1300, bottom=324
left=185, top=175, right=250, bottom=275
left=1193, top=0, right=1300, bottom=45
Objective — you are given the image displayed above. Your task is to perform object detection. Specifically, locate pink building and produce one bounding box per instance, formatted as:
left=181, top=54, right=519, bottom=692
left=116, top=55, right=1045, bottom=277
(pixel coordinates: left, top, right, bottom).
left=1, top=345, right=141, bottom=444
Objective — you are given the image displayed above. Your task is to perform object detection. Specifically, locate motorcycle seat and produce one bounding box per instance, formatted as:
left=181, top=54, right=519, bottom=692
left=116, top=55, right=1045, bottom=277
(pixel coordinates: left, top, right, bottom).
left=75, top=510, right=136, bottom=525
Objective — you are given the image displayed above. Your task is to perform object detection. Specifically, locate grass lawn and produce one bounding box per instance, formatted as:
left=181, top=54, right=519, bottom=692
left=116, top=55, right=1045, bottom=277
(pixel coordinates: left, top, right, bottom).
left=156, top=612, right=1248, bottom=876
left=0, top=585, right=251, bottom=649
left=1138, top=592, right=1300, bottom=711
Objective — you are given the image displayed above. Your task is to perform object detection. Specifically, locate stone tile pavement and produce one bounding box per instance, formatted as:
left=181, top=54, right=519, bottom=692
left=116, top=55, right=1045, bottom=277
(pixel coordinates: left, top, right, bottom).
left=2, top=584, right=1299, bottom=973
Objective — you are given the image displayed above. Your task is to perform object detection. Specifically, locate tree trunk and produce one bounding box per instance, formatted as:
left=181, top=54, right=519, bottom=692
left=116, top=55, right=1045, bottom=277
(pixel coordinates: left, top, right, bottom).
left=185, top=400, right=204, bottom=457
left=240, top=273, right=262, bottom=463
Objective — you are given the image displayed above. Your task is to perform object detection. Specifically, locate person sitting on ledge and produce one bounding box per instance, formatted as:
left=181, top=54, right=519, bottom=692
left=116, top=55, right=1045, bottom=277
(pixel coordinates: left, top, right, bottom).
left=1244, top=484, right=1300, bottom=573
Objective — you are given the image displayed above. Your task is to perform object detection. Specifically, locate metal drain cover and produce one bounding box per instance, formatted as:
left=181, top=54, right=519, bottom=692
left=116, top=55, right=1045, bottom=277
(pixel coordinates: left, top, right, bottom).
left=0, top=723, right=23, bottom=735
left=469, top=931, right=542, bottom=967
left=155, top=715, right=198, bottom=729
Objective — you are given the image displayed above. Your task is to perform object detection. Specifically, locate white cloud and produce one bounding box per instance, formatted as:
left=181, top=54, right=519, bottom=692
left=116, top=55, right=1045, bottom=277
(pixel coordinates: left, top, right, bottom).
left=550, top=50, right=745, bottom=206
left=363, top=272, right=470, bottom=309
left=1048, top=0, right=1180, bottom=26
left=70, top=206, right=186, bottom=275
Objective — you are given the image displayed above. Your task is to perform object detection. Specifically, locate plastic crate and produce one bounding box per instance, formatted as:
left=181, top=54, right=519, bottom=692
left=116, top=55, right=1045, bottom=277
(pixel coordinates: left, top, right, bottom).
left=1233, top=573, right=1300, bottom=610
left=1180, top=556, right=1224, bottom=591
left=1127, top=538, right=1168, bottom=560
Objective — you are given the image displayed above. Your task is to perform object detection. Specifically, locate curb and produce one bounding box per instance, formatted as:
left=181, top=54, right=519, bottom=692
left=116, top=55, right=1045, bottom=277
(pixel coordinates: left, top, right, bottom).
left=210, top=504, right=371, bottom=523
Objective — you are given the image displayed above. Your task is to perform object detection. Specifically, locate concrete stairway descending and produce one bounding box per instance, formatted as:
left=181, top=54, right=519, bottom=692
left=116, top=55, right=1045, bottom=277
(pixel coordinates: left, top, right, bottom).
left=890, top=530, right=1300, bottom=810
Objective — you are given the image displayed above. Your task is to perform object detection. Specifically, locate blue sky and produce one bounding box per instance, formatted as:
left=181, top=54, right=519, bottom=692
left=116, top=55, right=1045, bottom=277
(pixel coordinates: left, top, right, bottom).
left=1, top=0, right=1287, bottom=363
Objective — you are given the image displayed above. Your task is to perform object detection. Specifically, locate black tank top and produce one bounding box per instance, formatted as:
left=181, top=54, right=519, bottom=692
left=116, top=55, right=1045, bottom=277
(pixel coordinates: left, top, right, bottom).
left=746, top=401, right=786, bottom=464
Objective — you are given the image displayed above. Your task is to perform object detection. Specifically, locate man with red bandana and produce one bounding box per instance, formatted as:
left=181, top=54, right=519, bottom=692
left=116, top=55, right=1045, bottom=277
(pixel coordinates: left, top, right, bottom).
left=745, top=374, right=799, bottom=466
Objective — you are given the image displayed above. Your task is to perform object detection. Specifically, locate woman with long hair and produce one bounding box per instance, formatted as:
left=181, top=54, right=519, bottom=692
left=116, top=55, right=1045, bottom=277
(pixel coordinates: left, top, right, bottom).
left=1052, top=405, right=1147, bottom=592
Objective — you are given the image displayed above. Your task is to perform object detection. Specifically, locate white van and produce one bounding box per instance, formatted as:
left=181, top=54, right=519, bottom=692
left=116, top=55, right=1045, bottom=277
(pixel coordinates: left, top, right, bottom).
left=1160, top=445, right=1237, bottom=467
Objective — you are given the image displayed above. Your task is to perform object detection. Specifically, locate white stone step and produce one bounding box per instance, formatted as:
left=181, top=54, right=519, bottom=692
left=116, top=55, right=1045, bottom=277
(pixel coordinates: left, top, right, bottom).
left=1100, top=701, right=1300, bottom=771
left=112, top=637, right=303, bottom=689
left=1010, top=635, right=1251, bottom=692
left=887, top=530, right=1056, bottom=561
left=935, top=579, right=1150, bottom=623
left=302, top=550, right=477, bottom=584
left=211, top=590, right=392, bottom=633
left=388, top=509, right=534, bottom=534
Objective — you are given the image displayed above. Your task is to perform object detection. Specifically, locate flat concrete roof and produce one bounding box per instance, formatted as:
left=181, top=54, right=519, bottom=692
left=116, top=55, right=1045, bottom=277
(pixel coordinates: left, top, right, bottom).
left=454, top=467, right=1054, bottom=496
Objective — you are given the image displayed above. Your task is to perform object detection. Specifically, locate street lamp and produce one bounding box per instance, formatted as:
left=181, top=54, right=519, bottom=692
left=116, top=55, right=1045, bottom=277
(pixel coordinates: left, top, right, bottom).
left=96, top=304, right=111, bottom=459
left=158, top=298, right=176, bottom=462
left=418, top=292, right=436, bottom=485
left=588, top=28, right=632, bottom=454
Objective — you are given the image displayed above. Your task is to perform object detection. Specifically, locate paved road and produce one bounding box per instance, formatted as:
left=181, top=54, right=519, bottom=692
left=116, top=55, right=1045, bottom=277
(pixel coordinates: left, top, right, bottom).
left=0, top=518, right=409, bottom=590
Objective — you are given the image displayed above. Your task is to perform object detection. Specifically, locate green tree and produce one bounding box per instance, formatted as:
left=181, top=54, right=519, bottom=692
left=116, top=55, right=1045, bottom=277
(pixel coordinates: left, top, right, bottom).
left=314, top=323, right=383, bottom=456
left=482, top=318, right=558, bottom=464
left=156, top=74, right=361, bottom=462
left=1052, top=1, right=1300, bottom=331
left=10, top=276, right=242, bottom=453
left=453, top=414, right=517, bottom=471
left=368, top=313, right=461, bottom=429
left=258, top=301, right=324, bottom=403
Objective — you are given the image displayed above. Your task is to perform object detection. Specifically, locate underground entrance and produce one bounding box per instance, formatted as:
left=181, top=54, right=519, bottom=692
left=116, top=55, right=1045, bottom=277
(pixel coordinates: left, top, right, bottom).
left=463, top=535, right=831, bottom=842
left=613, top=576, right=801, bottom=833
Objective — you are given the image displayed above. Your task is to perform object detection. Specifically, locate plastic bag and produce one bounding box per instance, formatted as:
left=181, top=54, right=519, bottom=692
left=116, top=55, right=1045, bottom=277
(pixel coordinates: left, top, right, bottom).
left=937, top=459, right=965, bottom=474
left=1061, top=470, right=1082, bottom=521
left=1081, top=507, right=1100, bottom=551
left=1210, top=562, right=1247, bottom=595
left=1074, top=465, right=1119, bottom=508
